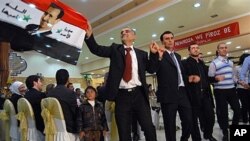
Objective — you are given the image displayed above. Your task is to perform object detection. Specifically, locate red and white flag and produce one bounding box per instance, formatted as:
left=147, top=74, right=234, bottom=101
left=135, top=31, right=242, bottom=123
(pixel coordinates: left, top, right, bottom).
left=0, top=0, right=88, bottom=65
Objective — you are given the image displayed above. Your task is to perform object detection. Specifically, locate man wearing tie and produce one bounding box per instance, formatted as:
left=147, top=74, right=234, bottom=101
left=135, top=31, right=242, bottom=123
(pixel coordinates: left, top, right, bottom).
left=148, top=31, right=192, bottom=141
left=84, top=22, right=157, bottom=141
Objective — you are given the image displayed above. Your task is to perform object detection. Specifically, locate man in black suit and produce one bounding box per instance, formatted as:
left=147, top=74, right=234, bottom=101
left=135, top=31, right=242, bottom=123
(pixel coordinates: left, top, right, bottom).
left=24, top=75, right=46, bottom=139
left=47, top=69, right=80, bottom=140
left=182, top=43, right=217, bottom=141
left=25, top=3, right=64, bottom=36
left=148, top=31, right=192, bottom=141
left=84, top=22, right=156, bottom=141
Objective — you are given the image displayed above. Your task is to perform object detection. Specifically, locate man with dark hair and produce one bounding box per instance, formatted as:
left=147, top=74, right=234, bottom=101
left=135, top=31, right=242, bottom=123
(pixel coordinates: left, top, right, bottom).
left=67, top=82, right=75, bottom=91
left=149, top=30, right=192, bottom=141
left=182, top=43, right=217, bottom=141
left=24, top=75, right=46, bottom=139
left=26, top=3, right=64, bottom=36
left=47, top=69, right=80, bottom=141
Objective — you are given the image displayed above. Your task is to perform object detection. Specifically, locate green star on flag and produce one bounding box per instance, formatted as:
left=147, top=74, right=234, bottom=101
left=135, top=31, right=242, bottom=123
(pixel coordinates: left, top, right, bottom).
left=56, top=29, right=63, bottom=33
left=23, top=15, right=32, bottom=22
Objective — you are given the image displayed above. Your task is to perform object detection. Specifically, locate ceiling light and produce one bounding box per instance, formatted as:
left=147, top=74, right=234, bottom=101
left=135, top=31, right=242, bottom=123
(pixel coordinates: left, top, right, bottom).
left=158, top=17, right=165, bottom=21
left=37, top=50, right=42, bottom=52
left=193, top=2, right=201, bottom=8
left=183, top=57, right=187, bottom=59
left=235, top=46, right=241, bottom=49
left=207, top=51, right=212, bottom=55
left=110, top=37, right=114, bottom=40
left=152, top=34, right=157, bottom=38
left=91, top=72, right=94, bottom=75
left=226, top=41, right=232, bottom=45
left=244, top=50, right=249, bottom=53
left=66, top=55, right=71, bottom=58
left=45, top=44, right=51, bottom=48
left=46, top=56, right=50, bottom=59
left=102, top=69, right=106, bottom=72
left=56, top=60, right=60, bottom=62
left=85, top=57, right=89, bottom=60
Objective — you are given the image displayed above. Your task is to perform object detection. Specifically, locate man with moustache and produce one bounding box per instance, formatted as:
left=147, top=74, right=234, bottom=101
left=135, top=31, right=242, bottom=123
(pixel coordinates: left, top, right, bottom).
left=148, top=31, right=192, bottom=141
left=25, top=3, right=64, bottom=36
left=84, top=22, right=156, bottom=141
left=182, top=43, right=217, bottom=141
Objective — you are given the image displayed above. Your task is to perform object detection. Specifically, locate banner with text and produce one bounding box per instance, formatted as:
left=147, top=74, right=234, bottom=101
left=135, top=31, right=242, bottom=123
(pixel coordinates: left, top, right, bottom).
left=174, top=22, right=240, bottom=50
left=0, top=0, right=88, bottom=65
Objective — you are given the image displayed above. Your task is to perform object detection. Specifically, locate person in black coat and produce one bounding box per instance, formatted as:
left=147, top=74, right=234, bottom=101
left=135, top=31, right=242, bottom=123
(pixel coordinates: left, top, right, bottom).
left=148, top=31, right=192, bottom=141
left=182, top=43, right=217, bottom=141
left=24, top=75, right=46, bottom=135
left=47, top=69, right=80, bottom=140
left=84, top=22, right=156, bottom=141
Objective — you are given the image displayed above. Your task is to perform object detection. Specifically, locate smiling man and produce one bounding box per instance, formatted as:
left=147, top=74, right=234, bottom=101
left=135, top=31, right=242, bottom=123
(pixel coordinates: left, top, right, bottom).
left=84, top=22, right=157, bottom=141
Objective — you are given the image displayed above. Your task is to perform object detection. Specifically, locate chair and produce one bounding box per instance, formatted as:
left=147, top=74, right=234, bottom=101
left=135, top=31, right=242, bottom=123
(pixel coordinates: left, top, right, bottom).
left=0, top=99, right=20, bottom=141
left=41, top=97, right=70, bottom=141
left=17, top=98, right=42, bottom=141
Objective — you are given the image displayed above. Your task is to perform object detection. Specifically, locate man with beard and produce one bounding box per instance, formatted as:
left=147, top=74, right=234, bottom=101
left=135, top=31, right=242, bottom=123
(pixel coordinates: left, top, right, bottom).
left=182, top=43, right=217, bottom=141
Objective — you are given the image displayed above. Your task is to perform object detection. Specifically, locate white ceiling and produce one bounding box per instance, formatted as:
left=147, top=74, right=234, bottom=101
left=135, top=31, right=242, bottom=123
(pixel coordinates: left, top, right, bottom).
left=60, top=0, right=250, bottom=76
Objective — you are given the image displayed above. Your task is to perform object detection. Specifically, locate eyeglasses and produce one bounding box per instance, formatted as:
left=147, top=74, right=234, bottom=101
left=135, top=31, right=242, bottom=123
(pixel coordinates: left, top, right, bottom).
left=121, top=29, right=133, bottom=35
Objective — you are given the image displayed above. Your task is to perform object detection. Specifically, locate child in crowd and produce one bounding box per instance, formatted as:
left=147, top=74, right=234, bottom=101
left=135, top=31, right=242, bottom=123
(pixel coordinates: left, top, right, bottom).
left=79, top=86, right=108, bottom=141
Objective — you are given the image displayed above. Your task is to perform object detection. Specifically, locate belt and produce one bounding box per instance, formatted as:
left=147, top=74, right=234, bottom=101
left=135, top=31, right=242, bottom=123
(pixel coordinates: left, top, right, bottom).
left=119, top=86, right=141, bottom=93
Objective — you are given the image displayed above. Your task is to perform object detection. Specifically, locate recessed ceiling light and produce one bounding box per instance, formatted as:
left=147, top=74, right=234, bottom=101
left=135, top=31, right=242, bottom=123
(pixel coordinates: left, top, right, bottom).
left=102, top=69, right=106, bottom=72
left=152, top=34, right=157, bottom=38
left=244, top=50, right=249, bottom=53
left=226, top=41, right=232, bottom=45
left=193, top=2, right=201, bottom=8
left=56, top=60, right=60, bottom=62
left=110, top=37, right=114, bottom=40
left=236, top=46, right=241, bottom=49
left=158, top=16, right=165, bottom=21
left=207, top=51, right=212, bottom=55
left=37, top=50, right=42, bottom=52
left=45, top=44, right=51, bottom=48
left=178, top=25, right=184, bottom=28
left=85, top=57, right=89, bottom=60
left=183, top=57, right=187, bottom=59
left=66, top=55, right=71, bottom=58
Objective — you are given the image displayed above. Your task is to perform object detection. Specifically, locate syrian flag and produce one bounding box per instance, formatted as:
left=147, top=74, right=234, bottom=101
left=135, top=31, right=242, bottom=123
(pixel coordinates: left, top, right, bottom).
left=0, top=0, right=88, bottom=65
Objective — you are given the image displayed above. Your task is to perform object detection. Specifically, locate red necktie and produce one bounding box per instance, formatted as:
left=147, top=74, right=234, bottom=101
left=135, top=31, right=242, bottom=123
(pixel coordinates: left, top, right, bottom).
left=123, top=48, right=132, bottom=82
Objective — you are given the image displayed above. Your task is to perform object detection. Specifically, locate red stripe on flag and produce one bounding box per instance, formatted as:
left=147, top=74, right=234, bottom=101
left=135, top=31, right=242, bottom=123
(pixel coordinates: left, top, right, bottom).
left=22, top=0, right=88, bottom=30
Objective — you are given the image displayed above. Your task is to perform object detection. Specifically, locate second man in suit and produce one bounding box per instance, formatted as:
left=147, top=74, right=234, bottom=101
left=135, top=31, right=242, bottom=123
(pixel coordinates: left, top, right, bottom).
left=148, top=31, right=192, bottom=141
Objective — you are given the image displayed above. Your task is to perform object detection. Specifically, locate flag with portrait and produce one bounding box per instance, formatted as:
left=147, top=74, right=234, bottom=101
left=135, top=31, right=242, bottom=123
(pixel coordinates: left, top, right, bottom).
left=0, top=0, right=88, bottom=65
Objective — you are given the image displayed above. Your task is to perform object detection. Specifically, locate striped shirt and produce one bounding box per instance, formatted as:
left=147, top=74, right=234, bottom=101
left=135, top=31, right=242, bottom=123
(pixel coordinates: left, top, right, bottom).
left=208, top=56, right=235, bottom=89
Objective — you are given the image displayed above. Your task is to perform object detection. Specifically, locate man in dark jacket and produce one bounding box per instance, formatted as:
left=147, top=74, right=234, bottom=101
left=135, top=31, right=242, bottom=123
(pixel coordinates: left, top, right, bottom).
left=24, top=75, right=46, bottom=138
left=182, top=43, right=216, bottom=141
left=84, top=22, right=156, bottom=141
left=47, top=69, right=80, bottom=140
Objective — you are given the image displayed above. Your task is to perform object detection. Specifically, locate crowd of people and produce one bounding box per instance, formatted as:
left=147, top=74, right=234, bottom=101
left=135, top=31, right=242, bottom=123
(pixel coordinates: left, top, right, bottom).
left=0, top=22, right=250, bottom=141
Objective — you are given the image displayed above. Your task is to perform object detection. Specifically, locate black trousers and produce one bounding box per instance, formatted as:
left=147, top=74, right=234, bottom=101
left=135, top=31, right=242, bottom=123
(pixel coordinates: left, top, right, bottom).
left=190, top=92, right=215, bottom=141
left=237, top=88, right=250, bottom=123
left=214, top=88, right=240, bottom=135
left=161, top=87, right=192, bottom=141
left=115, top=86, right=157, bottom=141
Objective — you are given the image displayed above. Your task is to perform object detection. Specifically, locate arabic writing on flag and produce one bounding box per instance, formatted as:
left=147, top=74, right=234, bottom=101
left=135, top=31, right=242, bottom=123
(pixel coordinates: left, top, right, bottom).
left=0, top=0, right=88, bottom=65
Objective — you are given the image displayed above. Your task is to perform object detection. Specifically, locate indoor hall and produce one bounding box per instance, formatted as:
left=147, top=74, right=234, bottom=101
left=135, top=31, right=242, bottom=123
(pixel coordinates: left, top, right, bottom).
left=1, top=0, right=250, bottom=141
